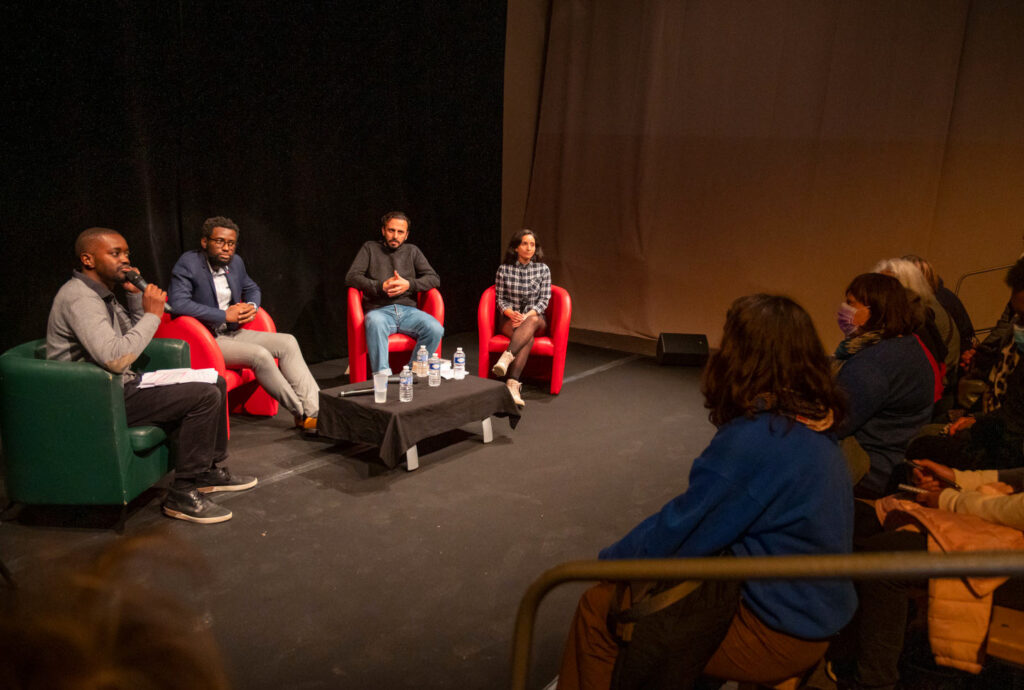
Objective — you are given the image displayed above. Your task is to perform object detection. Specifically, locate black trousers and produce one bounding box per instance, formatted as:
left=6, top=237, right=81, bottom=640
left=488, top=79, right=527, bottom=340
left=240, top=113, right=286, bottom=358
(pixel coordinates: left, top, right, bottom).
left=123, top=376, right=228, bottom=484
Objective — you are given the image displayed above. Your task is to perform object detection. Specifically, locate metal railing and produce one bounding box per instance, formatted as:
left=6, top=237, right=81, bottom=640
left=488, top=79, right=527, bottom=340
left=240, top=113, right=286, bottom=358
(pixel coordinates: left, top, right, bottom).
left=953, top=264, right=1014, bottom=297
left=510, top=551, right=1024, bottom=690
left=954, top=264, right=1014, bottom=338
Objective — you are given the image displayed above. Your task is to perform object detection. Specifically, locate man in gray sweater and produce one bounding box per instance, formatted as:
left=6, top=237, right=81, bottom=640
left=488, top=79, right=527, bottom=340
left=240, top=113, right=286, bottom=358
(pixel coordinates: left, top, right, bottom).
left=345, top=211, right=443, bottom=375
left=46, top=227, right=256, bottom=524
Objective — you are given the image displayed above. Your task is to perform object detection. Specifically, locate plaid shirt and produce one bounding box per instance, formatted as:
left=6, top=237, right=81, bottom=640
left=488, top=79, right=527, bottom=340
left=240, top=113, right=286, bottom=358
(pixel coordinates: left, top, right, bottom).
left=495, top=261, right=551, bottom=315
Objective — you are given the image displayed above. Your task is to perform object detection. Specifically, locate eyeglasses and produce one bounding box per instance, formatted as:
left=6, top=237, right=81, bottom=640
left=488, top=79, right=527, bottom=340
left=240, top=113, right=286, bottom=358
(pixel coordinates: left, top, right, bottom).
left=208, top=238, right=237, bottom=248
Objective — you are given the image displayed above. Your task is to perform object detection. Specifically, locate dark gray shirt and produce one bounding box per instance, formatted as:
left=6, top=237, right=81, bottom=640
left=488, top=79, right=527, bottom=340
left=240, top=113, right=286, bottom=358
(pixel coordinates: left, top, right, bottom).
left=345, top=240, right=440, bottom=312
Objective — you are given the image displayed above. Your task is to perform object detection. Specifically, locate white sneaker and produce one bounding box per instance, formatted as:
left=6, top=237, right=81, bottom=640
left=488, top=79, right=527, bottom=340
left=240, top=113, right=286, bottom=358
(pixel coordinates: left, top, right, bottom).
left=492, top=350, right=514, bottom=377
left=507, top=379, right=525, bottom=407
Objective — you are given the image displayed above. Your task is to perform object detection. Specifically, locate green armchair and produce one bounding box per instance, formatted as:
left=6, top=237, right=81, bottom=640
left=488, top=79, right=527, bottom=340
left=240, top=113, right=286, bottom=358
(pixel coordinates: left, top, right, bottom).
left=0, top=338, right=189, bottom=506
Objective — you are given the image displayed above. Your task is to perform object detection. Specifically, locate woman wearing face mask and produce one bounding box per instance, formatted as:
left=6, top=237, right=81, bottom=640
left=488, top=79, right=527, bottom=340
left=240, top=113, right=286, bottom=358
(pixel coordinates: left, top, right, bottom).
left=834, top=273, right=936, bottom=497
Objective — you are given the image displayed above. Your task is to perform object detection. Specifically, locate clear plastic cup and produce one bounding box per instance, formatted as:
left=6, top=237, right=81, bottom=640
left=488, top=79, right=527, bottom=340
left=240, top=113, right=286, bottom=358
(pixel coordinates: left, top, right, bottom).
left=373, top=372, right=388, bottom=403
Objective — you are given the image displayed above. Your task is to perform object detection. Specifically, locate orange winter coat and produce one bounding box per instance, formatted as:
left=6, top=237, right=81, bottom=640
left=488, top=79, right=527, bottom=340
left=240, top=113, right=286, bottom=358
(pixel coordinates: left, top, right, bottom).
left=875, top=496, right=1024, bottom=673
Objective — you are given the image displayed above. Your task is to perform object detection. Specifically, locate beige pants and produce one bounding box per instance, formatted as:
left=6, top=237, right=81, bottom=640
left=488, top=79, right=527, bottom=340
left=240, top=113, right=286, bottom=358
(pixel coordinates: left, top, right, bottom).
left=216, top=329, right=319, bottom=418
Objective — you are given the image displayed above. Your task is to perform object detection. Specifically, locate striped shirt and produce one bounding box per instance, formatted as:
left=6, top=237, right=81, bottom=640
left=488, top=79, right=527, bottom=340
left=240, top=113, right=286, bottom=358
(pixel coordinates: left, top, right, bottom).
left=495, top=261, right=551, bottom=315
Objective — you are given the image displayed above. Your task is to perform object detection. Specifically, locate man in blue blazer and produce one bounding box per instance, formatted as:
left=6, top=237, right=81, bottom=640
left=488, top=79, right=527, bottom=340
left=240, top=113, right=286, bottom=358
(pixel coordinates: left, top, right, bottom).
left=169, top=216, right=319, bottom=431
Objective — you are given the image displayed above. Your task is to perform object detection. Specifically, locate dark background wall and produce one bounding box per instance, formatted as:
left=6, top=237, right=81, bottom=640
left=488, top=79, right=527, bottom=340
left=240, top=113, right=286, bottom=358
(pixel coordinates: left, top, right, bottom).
left=2, top=1, right=506, bottom=360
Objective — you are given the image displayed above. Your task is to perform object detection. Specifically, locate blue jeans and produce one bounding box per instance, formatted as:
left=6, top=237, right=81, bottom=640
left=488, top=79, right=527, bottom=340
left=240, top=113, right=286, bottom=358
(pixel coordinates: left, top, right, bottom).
left=364, top=304, right=444, bottom=374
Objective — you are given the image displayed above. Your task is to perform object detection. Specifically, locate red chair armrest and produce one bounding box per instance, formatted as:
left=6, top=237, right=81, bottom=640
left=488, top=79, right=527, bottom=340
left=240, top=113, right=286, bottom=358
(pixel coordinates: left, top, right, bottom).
left=154, top=314, right=227, bottom=375
left=477, top=286, right=498, bottom=378
left=347, top=288, right=368, bottom=382
left=347, top=288, right=366, bottom=334
left=547, top=285, right=572, bottom=345
left=546, top=285, right=571, bottom=394
left=244, top=307, right=277, bottom=333
left=418, top=288, right=445, bottom=325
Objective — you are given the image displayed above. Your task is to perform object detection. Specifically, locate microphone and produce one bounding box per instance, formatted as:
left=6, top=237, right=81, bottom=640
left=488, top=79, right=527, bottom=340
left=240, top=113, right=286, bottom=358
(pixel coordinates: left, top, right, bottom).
left=337, top=387, right=375, bottom=397
left=337, top=376, right=414, bottom=396
left=123, top=270, right=173, bottom=313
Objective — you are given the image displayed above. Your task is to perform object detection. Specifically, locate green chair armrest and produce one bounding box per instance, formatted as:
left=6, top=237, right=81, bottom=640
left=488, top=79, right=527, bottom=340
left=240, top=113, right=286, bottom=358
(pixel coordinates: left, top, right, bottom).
left=135, top=338, right=190, bottom=373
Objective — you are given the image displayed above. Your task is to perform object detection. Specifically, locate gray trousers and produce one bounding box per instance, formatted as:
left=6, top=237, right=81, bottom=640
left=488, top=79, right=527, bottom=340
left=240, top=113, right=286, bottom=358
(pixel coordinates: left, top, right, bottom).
left=216, top=329, right=319, bottom=418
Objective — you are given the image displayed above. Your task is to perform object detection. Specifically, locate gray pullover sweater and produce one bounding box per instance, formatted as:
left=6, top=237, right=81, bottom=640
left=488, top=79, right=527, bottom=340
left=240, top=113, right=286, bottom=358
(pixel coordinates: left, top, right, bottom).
left=46, top=271, right=160, bottom=384
left=345, top=240, right=440, bottom=312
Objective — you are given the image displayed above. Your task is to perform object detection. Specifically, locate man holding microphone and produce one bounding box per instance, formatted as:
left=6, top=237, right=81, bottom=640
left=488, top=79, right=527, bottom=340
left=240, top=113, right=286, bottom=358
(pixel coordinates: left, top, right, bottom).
left=47, top=227, right=254, bottom=523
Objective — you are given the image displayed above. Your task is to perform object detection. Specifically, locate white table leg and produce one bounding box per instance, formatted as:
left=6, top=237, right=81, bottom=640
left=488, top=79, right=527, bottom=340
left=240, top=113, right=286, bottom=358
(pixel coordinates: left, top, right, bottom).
left=481, top=417, right=494, bottom=443
left=405, top=444, right=419, bottom=471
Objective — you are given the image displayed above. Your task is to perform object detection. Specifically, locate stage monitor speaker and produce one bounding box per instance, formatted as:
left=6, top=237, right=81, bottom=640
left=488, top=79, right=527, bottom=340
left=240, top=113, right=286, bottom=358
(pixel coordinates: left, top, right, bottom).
left=656, top=333, right=709, bottom=367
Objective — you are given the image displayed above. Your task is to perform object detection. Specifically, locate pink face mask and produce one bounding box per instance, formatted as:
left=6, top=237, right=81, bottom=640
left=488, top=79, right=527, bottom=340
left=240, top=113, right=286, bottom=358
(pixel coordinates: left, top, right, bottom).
left=836, top=302, right=860, bottom=337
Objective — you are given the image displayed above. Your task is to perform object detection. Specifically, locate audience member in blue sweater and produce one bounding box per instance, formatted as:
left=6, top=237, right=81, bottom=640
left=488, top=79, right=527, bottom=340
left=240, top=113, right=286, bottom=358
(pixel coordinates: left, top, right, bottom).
left=556, top=294, right=856, bottom=690
left=834, top=273, right=936, bottom=498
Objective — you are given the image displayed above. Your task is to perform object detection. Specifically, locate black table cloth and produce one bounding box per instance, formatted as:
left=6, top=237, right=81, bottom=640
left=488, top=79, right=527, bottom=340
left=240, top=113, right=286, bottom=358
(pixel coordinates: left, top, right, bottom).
left=318, top=375, right=520, bottom=468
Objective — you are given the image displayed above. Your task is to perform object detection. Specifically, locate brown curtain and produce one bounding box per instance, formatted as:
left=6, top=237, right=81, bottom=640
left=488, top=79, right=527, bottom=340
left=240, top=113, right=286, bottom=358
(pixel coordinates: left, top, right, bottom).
left=521, top=0, right=1024, bottom=347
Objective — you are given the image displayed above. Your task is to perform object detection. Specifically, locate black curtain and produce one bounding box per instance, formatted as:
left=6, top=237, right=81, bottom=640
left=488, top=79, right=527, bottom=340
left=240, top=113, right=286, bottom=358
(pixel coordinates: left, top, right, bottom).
left=2, top=1, right=505, bottom=360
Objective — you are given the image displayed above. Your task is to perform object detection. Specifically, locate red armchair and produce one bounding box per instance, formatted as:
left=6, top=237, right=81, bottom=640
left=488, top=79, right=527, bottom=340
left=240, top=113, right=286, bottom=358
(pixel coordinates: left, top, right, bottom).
left=154, top=309, right=280, bottom=435
left=346, top=288, right=445, bottom=383
left=477, top=284, right=572, bottom=394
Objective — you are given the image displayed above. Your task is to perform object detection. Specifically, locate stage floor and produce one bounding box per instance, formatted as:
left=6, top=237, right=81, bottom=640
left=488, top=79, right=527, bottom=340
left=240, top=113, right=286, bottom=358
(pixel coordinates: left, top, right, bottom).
left=0, top=332, right=712, bottom=689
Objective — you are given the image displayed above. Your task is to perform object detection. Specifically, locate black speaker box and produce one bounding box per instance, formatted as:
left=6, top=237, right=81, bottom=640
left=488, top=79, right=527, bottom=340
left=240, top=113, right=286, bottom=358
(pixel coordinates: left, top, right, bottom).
left=656, top=333, right=709, bottom=367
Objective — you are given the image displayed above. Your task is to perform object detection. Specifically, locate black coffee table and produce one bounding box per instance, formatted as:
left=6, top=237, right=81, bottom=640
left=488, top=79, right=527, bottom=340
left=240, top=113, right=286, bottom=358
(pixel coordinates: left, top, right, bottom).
left=318, top=375, right=521, bottom=470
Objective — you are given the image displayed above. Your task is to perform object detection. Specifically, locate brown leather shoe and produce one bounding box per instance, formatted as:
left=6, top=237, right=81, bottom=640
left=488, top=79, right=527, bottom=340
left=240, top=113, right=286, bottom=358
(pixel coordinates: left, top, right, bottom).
left=293, top=415, right=318, bottom=437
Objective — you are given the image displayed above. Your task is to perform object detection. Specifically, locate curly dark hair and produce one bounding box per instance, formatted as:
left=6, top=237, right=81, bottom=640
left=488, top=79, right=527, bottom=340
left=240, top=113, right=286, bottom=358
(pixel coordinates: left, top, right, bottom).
left=502, top=229, right=544, bottom=265
left=201, top=216, right=239, bottom=239
left=701, top=294, right=846, bottom=428
left=845, top=273, right=916, bottom=338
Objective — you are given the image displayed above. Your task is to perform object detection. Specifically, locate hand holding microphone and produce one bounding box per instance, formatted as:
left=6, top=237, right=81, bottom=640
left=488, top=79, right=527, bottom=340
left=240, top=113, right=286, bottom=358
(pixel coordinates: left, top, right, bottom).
left=123, top=269, right=172, bottom=314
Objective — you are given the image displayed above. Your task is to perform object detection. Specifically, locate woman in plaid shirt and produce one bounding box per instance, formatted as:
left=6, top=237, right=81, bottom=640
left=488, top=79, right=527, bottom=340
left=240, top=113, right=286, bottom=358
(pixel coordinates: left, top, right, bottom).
left=492, top=229, right=551, bottom=407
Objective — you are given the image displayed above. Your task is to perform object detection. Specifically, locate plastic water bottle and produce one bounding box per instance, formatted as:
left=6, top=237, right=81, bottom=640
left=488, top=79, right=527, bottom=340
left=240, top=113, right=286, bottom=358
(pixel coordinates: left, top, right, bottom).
left=415, top=345, right=429, bottom=377
left=453, top=347, right=466, bottom=380
left=399, top=365, right=414, bottom=402
left=428, top=353, right=441, bottom=387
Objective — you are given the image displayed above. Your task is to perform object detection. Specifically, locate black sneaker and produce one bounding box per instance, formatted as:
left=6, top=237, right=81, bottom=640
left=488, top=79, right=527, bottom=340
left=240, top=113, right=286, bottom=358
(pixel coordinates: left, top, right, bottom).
left=195, top=467, right=258, bottom=494
left=162, top=488, right=232, bottom=524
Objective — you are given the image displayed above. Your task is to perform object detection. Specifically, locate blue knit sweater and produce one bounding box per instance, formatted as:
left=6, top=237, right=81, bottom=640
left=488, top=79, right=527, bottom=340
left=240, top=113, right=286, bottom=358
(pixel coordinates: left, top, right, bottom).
left=836, top=335, right=935, bottom=495
left=600, top=413, right=857, bottom=640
